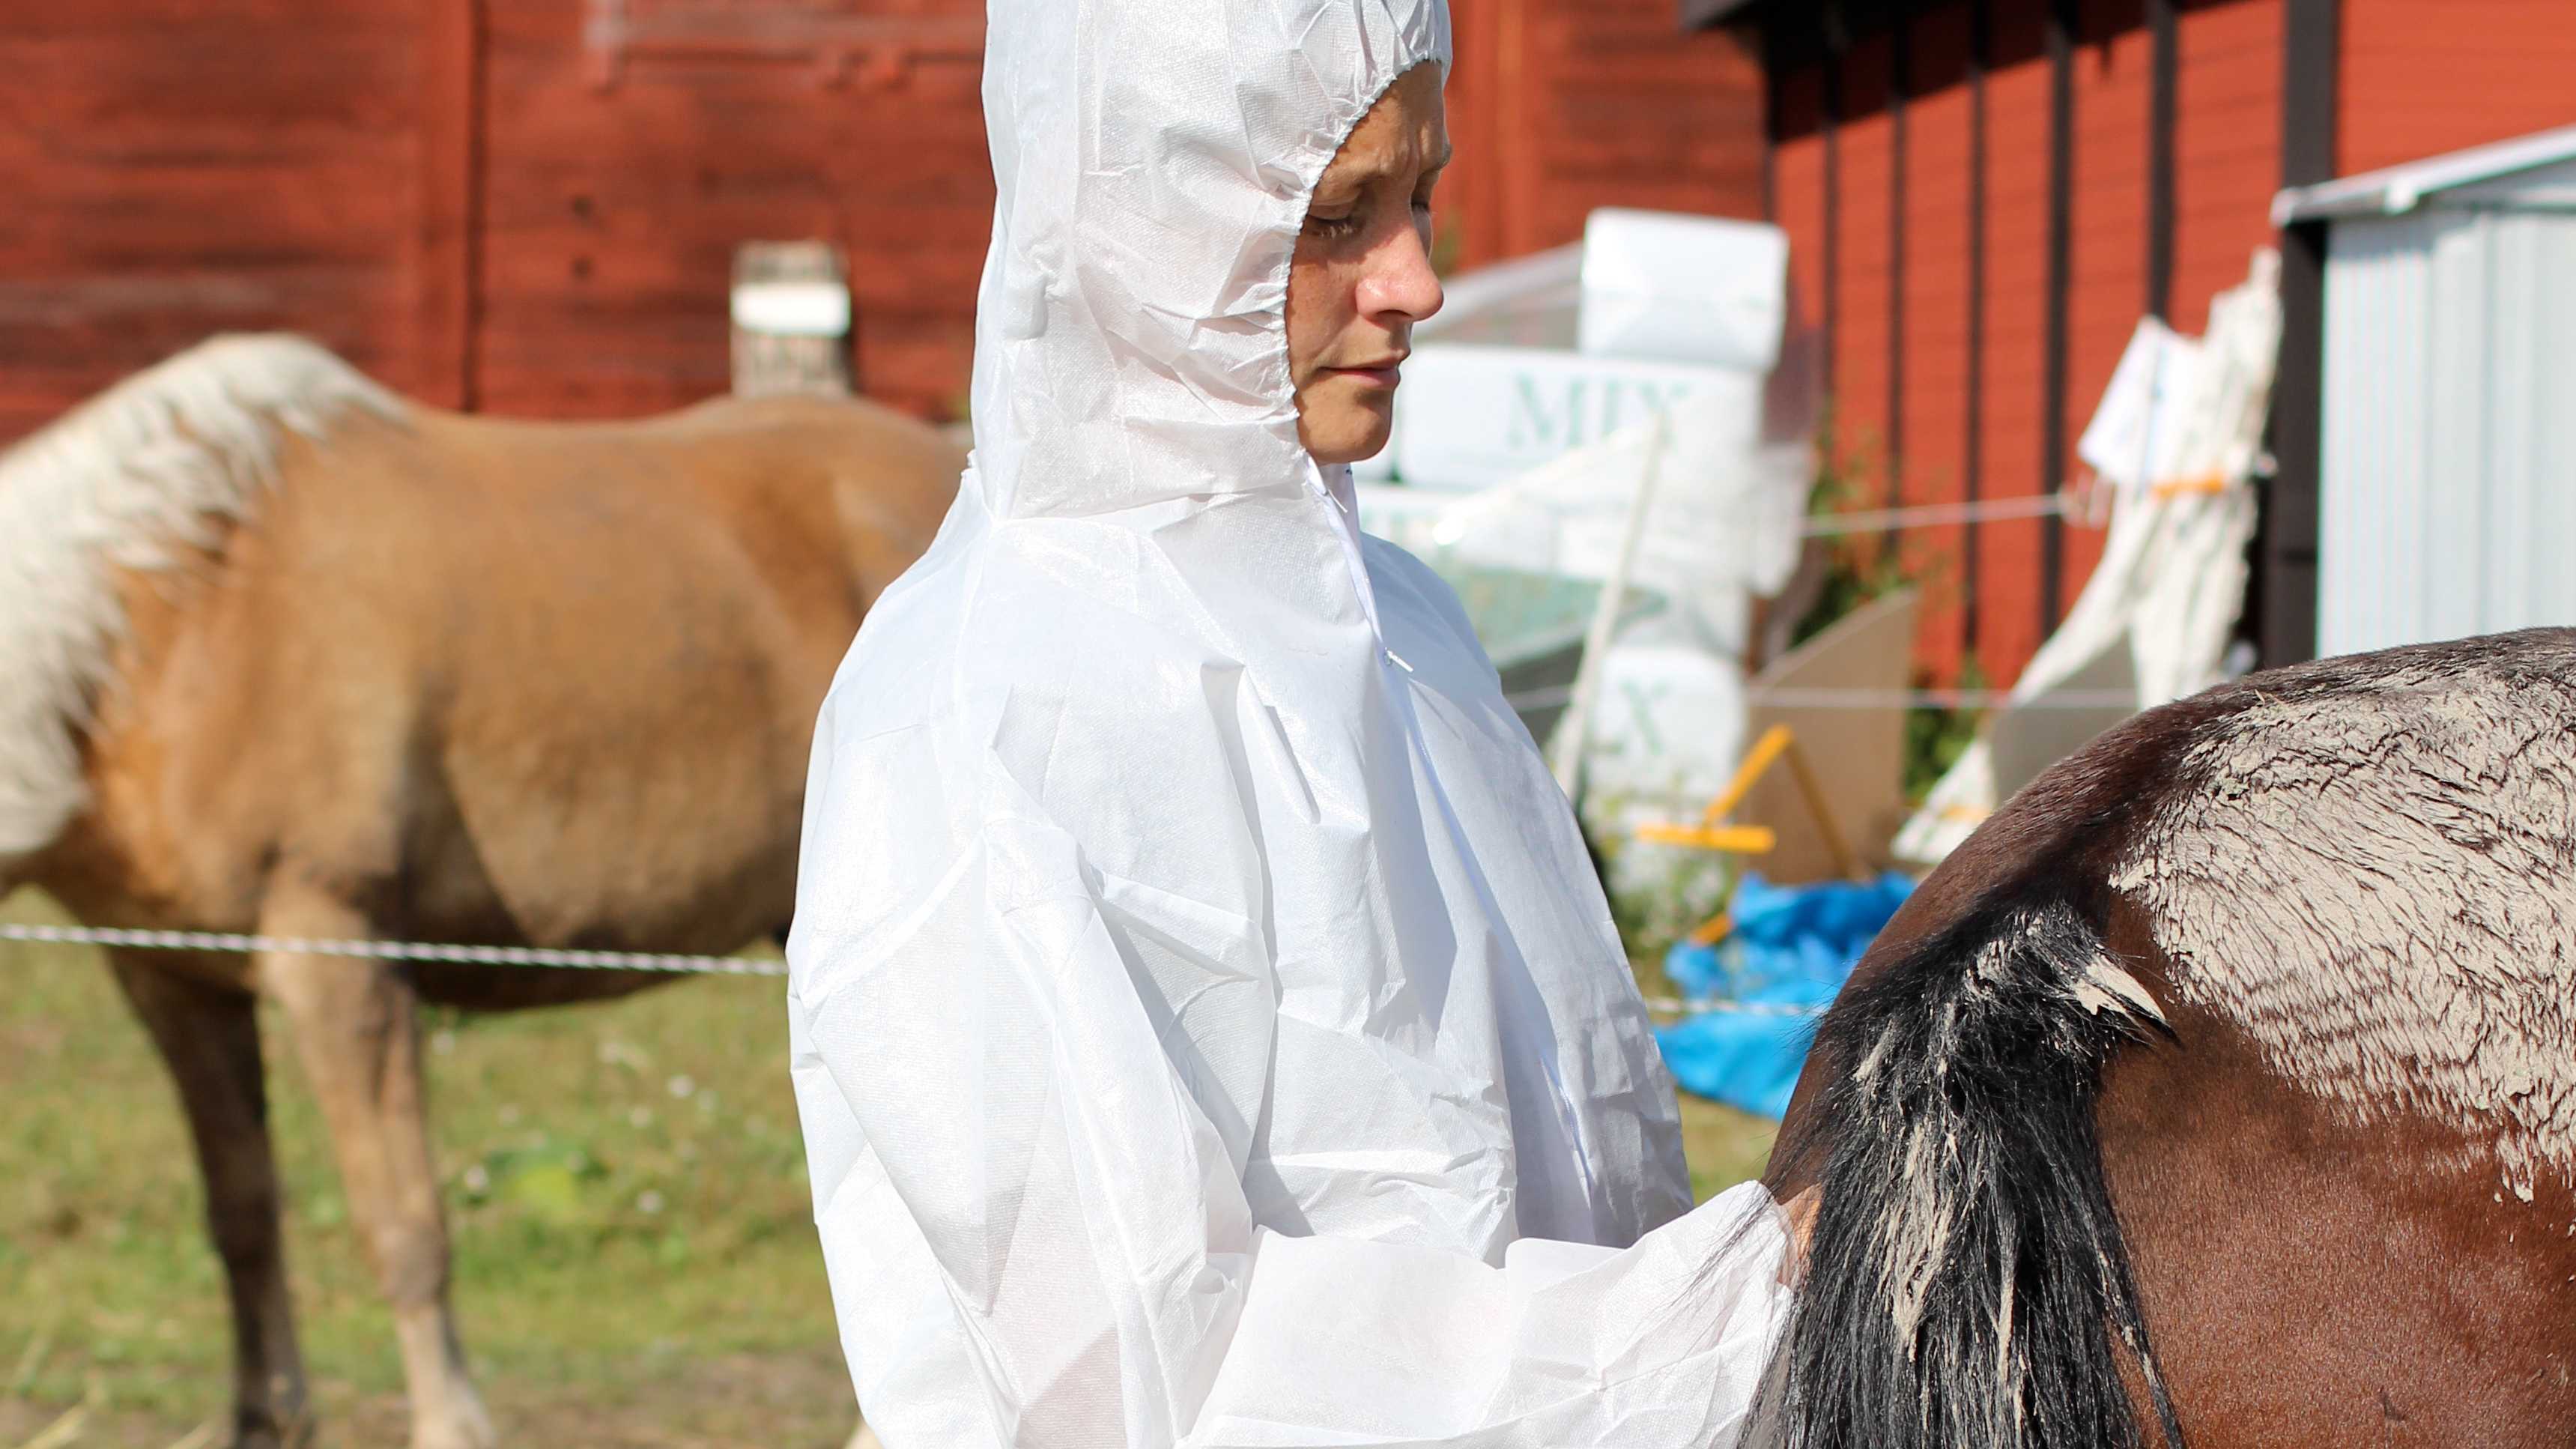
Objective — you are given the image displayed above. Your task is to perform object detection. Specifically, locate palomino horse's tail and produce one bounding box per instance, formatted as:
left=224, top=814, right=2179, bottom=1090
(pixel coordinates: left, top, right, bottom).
left=0, top=335, right=402, bottom=877
left=1751, top=895, right=2184, bottom=1449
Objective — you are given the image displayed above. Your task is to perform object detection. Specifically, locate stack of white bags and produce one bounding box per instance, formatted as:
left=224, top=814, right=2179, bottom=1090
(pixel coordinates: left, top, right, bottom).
left=1356, top=209, right=1814, bottom=892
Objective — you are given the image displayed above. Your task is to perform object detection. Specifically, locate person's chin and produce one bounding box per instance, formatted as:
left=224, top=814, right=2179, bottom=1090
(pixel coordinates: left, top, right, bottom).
left=1312, top=416, right=1392, bottom=467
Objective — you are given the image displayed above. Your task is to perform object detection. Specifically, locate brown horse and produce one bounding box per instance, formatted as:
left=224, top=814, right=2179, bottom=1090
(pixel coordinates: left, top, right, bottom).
left=1754, top=628, right=2576, bottom=1448
left=0, top=336, right=960, bottom=1448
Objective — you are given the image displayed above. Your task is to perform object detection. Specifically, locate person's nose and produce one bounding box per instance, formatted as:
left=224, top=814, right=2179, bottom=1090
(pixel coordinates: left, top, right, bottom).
left=1360, top=217, right=1443, bottom=329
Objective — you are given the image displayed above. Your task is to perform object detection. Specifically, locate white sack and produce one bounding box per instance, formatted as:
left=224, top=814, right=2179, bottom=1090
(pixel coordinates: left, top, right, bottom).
left=1394, top=345, right=1766, bottom=491
left=1405, top=414, right=1807, bottom=647
left=1894, top=252, right=2282, bottom=865
left=786, top=3, right=1793, bottom=1446
left=1578, top=209, right=1789, bottom=372
left=1348, top=244, right=1586, bottom=481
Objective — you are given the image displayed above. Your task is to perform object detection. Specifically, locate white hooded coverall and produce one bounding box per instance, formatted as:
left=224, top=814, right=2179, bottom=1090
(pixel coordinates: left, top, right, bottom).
left=785, top=1, right=1796, bottom=1443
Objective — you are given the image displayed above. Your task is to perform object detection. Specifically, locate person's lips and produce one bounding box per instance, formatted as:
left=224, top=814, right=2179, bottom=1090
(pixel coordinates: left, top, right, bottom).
left=1326, top=355, right=1405, bottom=388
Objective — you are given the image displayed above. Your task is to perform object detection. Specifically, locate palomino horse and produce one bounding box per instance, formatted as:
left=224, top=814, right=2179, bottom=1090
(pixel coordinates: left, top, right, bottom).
left=0, top=336, right=960, bottom=1448
left=1754, top=628, right=2576, bottom=1447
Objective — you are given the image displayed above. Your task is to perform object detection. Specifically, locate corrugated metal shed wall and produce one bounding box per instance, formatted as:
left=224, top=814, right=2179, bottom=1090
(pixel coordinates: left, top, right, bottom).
left=2317, top=170, right=2576, bottom=656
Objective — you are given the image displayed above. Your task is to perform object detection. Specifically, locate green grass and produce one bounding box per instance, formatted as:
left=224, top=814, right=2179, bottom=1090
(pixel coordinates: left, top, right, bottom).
left=1, top=886, right=1773, bottom=1442
left=1677, top=1093, right=1777, bottom=1205
left=0, top=887, right=853, bottom=1445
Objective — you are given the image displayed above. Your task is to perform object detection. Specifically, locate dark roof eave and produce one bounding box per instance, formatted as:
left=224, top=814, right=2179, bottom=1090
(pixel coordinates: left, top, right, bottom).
left=1680, top=0, right=1769, bottom=31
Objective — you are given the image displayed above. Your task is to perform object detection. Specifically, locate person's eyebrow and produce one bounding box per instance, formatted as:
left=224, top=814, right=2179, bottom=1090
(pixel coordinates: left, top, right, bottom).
left=1327, top=142, right=1455, bottom=193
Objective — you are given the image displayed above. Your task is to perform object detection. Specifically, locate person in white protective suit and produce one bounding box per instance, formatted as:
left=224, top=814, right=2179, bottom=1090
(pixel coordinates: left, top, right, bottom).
left=785, top=2, right=1813, bottom=1445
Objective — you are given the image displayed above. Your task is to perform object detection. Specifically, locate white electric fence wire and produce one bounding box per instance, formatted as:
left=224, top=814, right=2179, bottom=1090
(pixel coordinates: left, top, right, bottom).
left=0, top=922, right=784, bottom=976
left=1799, top=491, right=2072, bottom=537
left=1505, top=684, right=2142, bottom=713
left=0, top=922, right=1822, bottom=1017
left=1637, top=994, right=1825, bottom=1019
left=14, top=448, right=2065, bottom=1017
left=1748, top=686, right=2137, bottom=710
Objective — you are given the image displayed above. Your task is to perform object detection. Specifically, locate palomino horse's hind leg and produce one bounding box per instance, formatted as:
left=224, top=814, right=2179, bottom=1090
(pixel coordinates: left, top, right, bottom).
left=106, top=951, right=315, bottom=1449
left=256, top=882, right=496, bottom=1449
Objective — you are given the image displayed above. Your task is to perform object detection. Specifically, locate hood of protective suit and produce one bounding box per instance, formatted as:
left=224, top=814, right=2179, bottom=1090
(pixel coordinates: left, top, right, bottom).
left=787, top=2, right=1791, bottom=1445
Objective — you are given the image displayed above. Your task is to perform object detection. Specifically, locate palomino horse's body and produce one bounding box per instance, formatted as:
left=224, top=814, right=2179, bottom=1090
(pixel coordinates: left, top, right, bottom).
left=0, top=336, right=960, bottom=1448
left=1757, top=629, right=2576, bottom=1448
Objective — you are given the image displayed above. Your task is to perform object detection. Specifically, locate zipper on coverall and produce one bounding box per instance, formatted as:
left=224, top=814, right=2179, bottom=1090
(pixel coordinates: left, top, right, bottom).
left=1301, top=458, right=1604, bottom=1212
left=1305, top=459, right=1410, bottom=671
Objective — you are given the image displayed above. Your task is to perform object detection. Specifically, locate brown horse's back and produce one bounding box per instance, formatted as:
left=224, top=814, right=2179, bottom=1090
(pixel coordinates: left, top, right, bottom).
left=40, top=389, right=961, bottom=1001
left=2099, top=955, right=2576, bottom=1446
left=1760, top=629, right=2576, bottom=1449
left=2097, top=630, right=2576, bottom=1444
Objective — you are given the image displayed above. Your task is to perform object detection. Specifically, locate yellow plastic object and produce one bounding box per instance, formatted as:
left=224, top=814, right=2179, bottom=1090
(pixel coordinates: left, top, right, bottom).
left=2149, top=473, right=2231, bottom=499
left=1632, top=722, right=1870, bottom=947
left=1708, top=724, right=1796, bottom=823
left=1631, top=822, right=1779, bottom=852
left=1633, top=724, right=1858, bottom=875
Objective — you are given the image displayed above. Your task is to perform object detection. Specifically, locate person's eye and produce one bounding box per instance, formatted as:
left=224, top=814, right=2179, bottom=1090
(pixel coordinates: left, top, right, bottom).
left=1304, top=210, right=1364, bottom=239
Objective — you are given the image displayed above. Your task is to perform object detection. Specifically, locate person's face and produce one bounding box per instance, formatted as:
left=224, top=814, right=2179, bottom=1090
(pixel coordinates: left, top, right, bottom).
left=1287, top=63, right=1449, bottom=466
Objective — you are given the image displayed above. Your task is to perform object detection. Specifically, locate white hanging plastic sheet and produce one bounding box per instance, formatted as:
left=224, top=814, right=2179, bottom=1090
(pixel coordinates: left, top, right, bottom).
left=1894, top=251, right=2285, bottom=865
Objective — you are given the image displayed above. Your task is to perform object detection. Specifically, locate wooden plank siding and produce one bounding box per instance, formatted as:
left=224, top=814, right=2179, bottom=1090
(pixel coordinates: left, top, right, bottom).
left=2337, top=0, right=2576, bottom=177
left=1445, top=0, right=1769, bottom=268
left=1975, top=2, right=2059, bottom=681
left=1896, top=1, right=1979, bottom=682
left=1833, top=22, right=1896, bottom=551
left=0, top=1, right=433, bottom=441
left=470, top=1, right=991, bottom=420
left=2169, top=0, right=2282, bottom=328
left=2061, top=0, right=2154, bottom=626
left=1772, top=61, right=1834, bottom=399
left=1750, top=0, right=2285, bottom=685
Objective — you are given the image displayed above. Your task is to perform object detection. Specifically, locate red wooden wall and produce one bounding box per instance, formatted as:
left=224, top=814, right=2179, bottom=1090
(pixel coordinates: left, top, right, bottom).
left=2336, top=0, right=2576, bottom=176
left=1444, top=0, right=1767, bottom=267
left=2170, top=0, right=2279, bottom=327
left=0, top=0, right=995, bottom=432
left=0, top=0, right=441, bottom=442
left=1, top=0, right=1767, bottom=447
left=1763, top=0, right=2285, bottom=686
left=1750, top=0, right=2576, bottom=686
left=470, top=1, right=990, bottom=419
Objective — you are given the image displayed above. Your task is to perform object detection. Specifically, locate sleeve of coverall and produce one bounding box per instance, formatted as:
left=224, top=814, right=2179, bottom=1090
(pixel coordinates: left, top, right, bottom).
left=789, top=814, right=1796, bottom=1449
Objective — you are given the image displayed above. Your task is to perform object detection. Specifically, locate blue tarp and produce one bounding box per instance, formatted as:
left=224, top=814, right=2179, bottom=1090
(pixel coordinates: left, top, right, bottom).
left=1652, top=871, right=1915, bottom=1119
